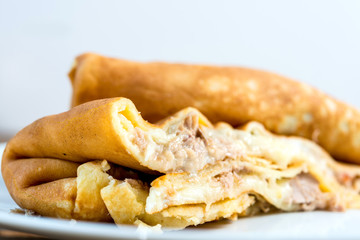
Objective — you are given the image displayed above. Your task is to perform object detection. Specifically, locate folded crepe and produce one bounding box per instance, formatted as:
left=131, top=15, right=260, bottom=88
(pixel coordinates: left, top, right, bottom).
left=69, top=53, right=360, bottom=165
left=3, top=98, right=360, bottom=228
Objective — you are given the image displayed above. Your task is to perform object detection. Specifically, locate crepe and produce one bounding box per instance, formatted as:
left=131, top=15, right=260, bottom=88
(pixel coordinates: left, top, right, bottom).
left=3, top=98, right=360, bottom=228
left=69, top=53, right=360, bottom=165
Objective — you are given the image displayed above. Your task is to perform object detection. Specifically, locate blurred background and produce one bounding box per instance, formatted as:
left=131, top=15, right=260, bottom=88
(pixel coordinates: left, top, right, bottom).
left=0, top=0, right=360, bottom=142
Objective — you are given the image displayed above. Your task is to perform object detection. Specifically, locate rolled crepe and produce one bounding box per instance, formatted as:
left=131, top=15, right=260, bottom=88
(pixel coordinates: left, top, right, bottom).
left=69, top=53, right=360, bottom=164
left=3, top=98, right=360, bottom=227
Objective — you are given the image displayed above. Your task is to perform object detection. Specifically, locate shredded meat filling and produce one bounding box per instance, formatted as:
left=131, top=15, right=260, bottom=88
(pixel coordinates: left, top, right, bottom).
left=133, top=113, right=243, bottom=173
left=289, top=173, right=340, bottom=211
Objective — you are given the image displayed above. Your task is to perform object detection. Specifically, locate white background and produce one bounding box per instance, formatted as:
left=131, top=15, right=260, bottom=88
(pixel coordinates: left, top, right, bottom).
left=0, top=0, right=360, bottom=141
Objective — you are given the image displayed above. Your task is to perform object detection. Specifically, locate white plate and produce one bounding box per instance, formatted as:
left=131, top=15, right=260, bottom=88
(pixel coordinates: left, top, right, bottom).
left=1, top=142, right=360, bottom=240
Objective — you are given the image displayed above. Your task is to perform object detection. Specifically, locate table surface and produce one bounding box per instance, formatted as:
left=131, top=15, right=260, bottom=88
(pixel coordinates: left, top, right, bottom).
left=0, top=229, right=55, bottom=239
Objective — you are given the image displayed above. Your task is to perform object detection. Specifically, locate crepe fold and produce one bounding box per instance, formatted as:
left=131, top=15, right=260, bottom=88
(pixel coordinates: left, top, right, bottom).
left=3, top=98, right=360, bottom=228
left=69, top=53, right=360, bottom=165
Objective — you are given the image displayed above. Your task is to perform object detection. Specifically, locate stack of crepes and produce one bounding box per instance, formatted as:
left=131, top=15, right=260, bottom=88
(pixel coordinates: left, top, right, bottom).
left=3, top=53, right=360, bottom=229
